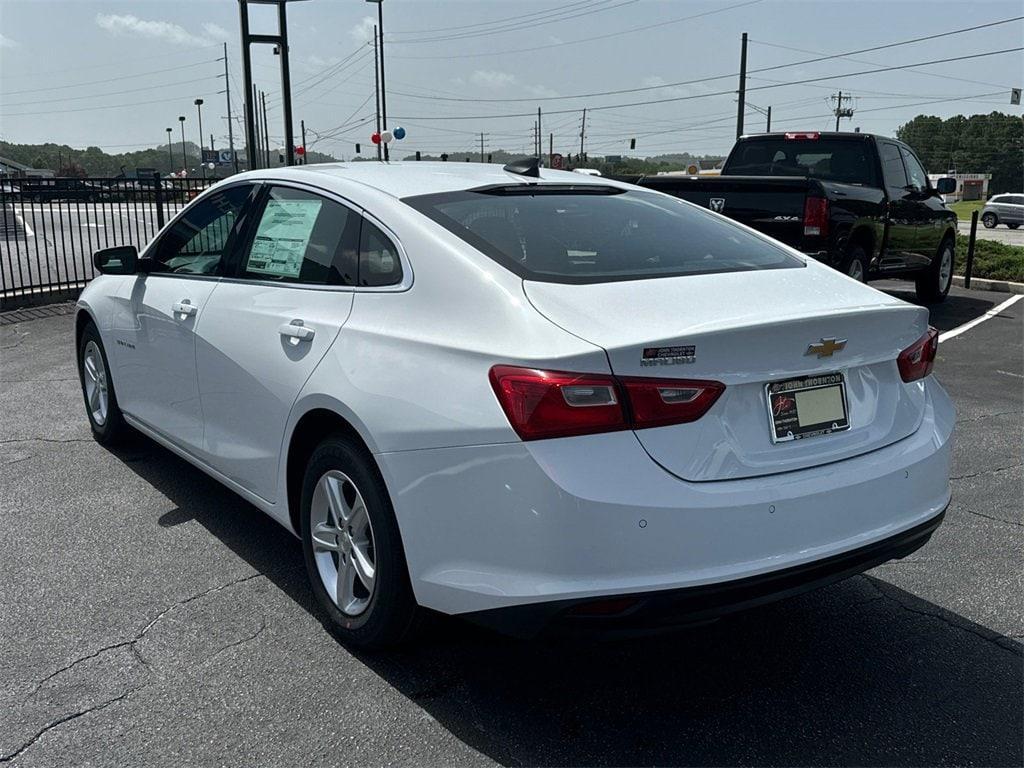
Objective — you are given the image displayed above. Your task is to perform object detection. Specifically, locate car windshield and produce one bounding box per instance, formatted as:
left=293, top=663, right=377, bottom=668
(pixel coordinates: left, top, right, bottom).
left=403, top=186, right=803, bottom=284
left=724, top=138, right=877, bottom=185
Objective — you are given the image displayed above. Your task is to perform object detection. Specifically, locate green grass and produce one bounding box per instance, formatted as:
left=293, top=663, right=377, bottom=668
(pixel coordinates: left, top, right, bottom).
left=949, top=199, right=985, bottom=221
left=956, top=238, right=1024, bottom=282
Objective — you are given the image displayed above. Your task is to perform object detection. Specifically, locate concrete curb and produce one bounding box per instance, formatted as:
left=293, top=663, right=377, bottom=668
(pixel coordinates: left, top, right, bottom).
left=952, top=275, right=1024, bottom=295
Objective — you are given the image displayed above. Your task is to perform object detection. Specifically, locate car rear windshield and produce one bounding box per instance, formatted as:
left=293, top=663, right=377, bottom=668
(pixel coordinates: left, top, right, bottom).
left=402, top=186, right=803, bottom=284
left=724, top=138, right=878, bottom=185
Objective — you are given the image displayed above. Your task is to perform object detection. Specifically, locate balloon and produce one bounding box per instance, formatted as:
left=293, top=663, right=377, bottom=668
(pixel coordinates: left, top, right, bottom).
left=381, top=130, right=394, bottom=143
left=371, top=132, right=381, bottom=145
left=393, top=126, right=406, bottom=140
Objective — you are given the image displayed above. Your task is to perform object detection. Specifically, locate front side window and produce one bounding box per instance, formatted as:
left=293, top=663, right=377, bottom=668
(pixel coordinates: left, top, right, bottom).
left=150, top=185, right=252, bottom=275
left=404, top=186, right=802, bottom=284
left=879, top=143, right=908, bottom=189
left=241, top=186, right=359, bottom=285
left=899, top=147, right=929, bottom=191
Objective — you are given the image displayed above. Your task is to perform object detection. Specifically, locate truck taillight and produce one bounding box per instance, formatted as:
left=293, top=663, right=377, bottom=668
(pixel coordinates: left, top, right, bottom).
left=489, top=366, right=725, bottom=441
left=898, top=327, right=939, bottom=382
left=803, top=196, right=829, bottom=237
left=785, top=131, right=820, bottom=140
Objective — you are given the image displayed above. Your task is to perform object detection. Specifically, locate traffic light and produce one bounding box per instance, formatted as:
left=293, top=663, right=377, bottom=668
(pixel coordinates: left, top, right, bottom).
left=355, top=143, right=361, bottom=154
left=415, top=151, right=421, bottom=161
left=630, top=138, right=636, bottom=150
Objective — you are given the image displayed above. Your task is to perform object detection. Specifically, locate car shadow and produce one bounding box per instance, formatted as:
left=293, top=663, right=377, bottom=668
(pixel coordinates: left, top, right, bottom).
left=111, top=438, right=1023, bottom=767
left=876, top=282, right=1007, bottom=333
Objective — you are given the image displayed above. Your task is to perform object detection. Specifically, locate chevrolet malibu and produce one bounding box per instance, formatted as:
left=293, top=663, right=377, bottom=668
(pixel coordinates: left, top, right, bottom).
left=76, top=160, right=953, bottom=647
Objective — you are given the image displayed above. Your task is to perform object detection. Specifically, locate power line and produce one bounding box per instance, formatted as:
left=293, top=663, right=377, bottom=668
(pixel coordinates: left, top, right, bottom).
left=389, top=15, right=1024, bottom=105
left=1, top=76, right=219, bottom=107
left=0, top=59, right=220, bottom=96
left=388, top=0, right=597, bottom=35
left=390, top=0, right=764, bottom=60
left=2, top=91, right=220, bottom=118
left=391, top=47, right=1024, bottom=121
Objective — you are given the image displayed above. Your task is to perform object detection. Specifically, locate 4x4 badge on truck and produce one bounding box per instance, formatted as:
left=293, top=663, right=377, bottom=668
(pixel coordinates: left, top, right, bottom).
left=709, top=198, right=726, bottom=212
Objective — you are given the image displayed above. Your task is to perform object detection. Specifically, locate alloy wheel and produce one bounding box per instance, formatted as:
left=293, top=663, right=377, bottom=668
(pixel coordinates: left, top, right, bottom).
left=82, top=341, right=109, bottom=426
left=847, top=259, right=865, bottom=282
left=310, top=470, right=377, bottom=616
left=939, top=245, right=953, bottom=292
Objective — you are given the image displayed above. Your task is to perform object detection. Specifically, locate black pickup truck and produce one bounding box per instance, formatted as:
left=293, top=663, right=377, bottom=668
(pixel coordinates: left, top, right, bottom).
left=621, top=132, right=958, bottom=302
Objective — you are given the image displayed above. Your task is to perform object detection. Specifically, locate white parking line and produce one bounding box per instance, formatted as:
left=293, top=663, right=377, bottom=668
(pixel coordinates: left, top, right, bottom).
left=938, top=294, right=1023, bottom=343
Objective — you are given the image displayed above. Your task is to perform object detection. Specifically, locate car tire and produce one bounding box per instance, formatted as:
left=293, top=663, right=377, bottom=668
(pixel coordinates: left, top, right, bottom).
left=77, top=321, right=130, bottom=445
left=300, top=435, right=421, bottom=649
left=1007, top=223, right=1020, bottom=230
left=981, top=212, right=997, bottom=229
left=915, top=237, right=954, bottom=304
left=840, top=245, right=868, bottom=283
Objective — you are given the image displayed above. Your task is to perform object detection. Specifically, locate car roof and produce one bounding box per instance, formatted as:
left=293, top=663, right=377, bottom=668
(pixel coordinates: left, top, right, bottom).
left=233, top=161, right=629, bottom=200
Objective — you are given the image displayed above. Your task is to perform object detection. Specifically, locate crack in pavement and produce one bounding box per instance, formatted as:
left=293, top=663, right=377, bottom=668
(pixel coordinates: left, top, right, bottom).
left=0, top=687, right=145, bottom=764
left=864, top=578, right=1023, bottom=659
left=955, top=409, right=1022, bottom=424
left=6, top=572, right=271, bottom=763
left=204, top=621, right=269, bottom=665
left=964, top=508, right=1023, bottom=527
left=950, top=463, right=1023, bottom=481
left=0, top=437, right=93, bottom=445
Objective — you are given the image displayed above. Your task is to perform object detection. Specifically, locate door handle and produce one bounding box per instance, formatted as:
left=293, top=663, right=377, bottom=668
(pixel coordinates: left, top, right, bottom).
left=171, top=300, right=197, bottom=317
left=278, top=319, right=315, bottom=343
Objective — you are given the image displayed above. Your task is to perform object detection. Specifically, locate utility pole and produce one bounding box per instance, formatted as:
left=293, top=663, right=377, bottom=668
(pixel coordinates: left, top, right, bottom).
left=260, top=90, right=270, bottom=165
left=549, top=132, right=553, bottom=168
left=480, top=132, right=485, bottom=163
left=831, top=91, right=854, bottom=131
left=301, top=119, right=307, bottom=164
left=220, top=42, right=238, bottom=173
left=178, top=116, right=188, bottom=173
left=373, top=26, right=382, bottom=161
left=251, top=84, right=261, bottom=169
left=367, top=0, right=389, bottom=160
left=736, top=31, right=748, bottom=140
left=766, top=105, right=771, bottom=132
left=537, top=107, right=542, bottom=162
left=276, top=0, right=295, bottom=165
left=165, top=128, right=174, bottom=172
left=579, top=108, right=587, bottom=159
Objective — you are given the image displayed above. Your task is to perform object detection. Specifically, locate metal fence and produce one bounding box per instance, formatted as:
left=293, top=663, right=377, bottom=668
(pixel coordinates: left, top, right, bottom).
left=0, top=175, right=217, bottom=309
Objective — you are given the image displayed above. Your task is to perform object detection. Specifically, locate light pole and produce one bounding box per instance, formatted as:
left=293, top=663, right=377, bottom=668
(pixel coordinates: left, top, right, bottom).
left=178, top=115, right=187, bottom=174
left=366, top=0, right=388, bottom=160
left=165, top=127, right=173, bottom=172
left=194, top=98, right=206, bottom=179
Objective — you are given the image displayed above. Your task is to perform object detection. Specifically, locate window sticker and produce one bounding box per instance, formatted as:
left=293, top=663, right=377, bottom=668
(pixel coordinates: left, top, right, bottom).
left=246, top=198, right=322, bottom=278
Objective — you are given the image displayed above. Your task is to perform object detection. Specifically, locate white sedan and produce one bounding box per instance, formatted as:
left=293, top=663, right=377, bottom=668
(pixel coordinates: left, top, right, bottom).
left=76, top=159, right=953, bottom=647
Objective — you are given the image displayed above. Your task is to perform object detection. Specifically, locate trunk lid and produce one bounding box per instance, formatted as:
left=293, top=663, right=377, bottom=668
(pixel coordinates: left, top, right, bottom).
left=524, top=266, right=929, bottom=482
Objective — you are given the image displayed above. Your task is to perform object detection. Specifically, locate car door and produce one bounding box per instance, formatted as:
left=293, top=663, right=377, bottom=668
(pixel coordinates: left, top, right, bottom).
left=1003, top=195, right=1024, bottom=225
left=113, top=184, right=255, bottom=452
left=195, top=183, right=405, bottom=504
left=898, top=145, right=942, bottom=268
left=877, top=141, right=915, bottom=271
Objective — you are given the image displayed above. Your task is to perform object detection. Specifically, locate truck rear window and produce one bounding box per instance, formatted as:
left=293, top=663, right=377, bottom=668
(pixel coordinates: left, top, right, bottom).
left=403, top=186, right=802, bottom=284
left=725, top=139, right=877, bottom=185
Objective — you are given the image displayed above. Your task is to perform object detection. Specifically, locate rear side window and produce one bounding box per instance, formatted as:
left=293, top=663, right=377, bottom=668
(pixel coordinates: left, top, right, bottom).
left=879, top=143, right=908, bottom=189
left=151, top=185, right=252, bottom=275
left=242, top=186, right=359, bottom=285
left=724, top=139, right=876, bottom=185
left=358, top=219, right=403, bottom=287
left=404, top=187, right=802, bottom=284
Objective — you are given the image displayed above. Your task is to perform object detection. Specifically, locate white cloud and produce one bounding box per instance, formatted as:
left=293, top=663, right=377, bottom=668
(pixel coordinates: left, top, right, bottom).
left=641, top=74, right=710, bottom=98
left=0, top=33, right=17, bottom=49
left=471, top=70, right=517, bottom=89
left=96, top=13, right=213, bottom=47
left=527, top=84, right=559, bottom=99
left=350, top=16, right=375, bottom=44
left=201, top=22, right=229, bottom=40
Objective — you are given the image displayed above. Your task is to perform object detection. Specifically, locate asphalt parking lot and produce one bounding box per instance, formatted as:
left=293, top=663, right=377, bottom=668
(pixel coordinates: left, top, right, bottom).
left=956, top=220, right=1024, bottom=246
left=1, top=282, right=1021, bottom=767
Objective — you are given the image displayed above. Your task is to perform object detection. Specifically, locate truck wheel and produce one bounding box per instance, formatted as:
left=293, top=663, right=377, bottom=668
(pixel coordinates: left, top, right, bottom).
left=915, top=238, right=954, bottom=304
left=981, top=212, right=997, bottom=229
left=841, top=246, right=868, bottom=283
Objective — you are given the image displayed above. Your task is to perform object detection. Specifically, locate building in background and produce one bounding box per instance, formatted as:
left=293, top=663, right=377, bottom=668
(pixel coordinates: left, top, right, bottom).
left=928, top=172, right=991, bottom=203
left=0, top=156, right=55, bottom=179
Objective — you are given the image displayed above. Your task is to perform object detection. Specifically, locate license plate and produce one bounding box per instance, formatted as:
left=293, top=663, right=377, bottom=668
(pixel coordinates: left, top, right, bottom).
left=765, top=372, right=850, bottom=443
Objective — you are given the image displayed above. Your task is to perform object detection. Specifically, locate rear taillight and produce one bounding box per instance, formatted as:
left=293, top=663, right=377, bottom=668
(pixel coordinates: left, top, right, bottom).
left=785, top=131, right=820, bottom=140
left=897, top=327, right=939, bottom=382
left=803, top=195, right=829, bottom=237
left=489, top=365, right=724, bottom=441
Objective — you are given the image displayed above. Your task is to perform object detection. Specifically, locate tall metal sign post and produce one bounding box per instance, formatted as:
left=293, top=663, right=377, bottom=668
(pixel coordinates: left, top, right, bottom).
left=238, top=0, right=306, bottom=168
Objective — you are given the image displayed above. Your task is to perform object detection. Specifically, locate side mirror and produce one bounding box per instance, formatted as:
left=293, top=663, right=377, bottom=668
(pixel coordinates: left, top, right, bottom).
left=93, top=245, right=139, bottom=275
left=934, top=177, right=956, bottom=195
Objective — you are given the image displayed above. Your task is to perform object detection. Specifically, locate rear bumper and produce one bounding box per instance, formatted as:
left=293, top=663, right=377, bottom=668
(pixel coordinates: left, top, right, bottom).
left=464, top=505, right=945, bottom=637
left=376, top=377, right=953, bottom=620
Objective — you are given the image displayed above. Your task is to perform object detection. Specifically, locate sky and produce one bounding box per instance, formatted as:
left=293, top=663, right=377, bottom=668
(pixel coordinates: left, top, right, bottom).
left=0, top=0, right=1021, bottom=162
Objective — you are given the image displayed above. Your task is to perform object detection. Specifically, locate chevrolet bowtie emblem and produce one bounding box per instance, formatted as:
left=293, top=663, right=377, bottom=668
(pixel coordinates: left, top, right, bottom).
left=805, top=337, right=847, bottom=358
